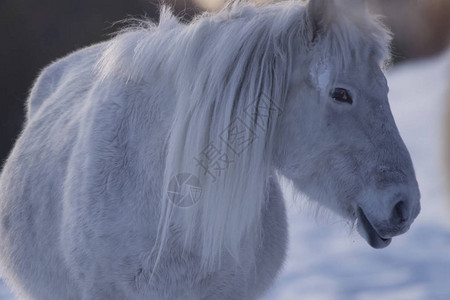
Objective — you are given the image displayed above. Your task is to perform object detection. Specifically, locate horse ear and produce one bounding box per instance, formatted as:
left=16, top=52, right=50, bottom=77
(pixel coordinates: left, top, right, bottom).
left=306, top=0, right=335, bottom=41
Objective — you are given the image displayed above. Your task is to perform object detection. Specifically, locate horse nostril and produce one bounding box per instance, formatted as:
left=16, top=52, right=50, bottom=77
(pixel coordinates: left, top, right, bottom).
left=391, top=200, right=407, bottom=224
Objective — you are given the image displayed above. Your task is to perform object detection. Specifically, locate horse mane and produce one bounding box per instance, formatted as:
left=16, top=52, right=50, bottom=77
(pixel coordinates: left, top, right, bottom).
left=97, top=0, right=392, bottom=272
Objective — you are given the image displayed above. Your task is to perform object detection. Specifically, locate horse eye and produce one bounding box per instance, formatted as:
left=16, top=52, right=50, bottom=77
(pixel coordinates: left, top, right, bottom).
left=331, top=88, right=353, bottom=104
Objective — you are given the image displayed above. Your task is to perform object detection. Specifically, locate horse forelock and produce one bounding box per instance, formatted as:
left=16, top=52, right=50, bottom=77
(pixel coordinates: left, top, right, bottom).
left=311, top=2, right=392, bottom=76
left=96, top=1, right=393, bottom=272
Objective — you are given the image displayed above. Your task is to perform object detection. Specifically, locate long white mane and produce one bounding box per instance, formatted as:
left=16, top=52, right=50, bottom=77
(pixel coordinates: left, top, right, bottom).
left=97, top=0, right=391, bottom=272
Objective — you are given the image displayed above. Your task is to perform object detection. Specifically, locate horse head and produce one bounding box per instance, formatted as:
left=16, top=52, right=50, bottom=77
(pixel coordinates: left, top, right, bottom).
left=274, top=0, right=420, bottom=248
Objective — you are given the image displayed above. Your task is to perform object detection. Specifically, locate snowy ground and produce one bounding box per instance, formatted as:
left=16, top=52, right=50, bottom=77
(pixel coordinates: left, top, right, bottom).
left=1, top=51, right=449, bottom=299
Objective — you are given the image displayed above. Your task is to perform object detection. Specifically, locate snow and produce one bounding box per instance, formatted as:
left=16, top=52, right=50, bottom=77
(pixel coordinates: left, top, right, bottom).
left=1, top=50, right=449, bottom=299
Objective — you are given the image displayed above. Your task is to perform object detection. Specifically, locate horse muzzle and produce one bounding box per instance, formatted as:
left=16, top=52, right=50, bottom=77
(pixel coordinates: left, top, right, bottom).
left=356, top=184, right=420, bottom=249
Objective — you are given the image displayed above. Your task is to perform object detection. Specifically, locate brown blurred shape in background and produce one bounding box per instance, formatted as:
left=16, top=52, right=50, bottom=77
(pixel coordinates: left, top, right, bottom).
left=370, top=0, right=450, bottom=60
left=0, top=0, right=449, bottom=166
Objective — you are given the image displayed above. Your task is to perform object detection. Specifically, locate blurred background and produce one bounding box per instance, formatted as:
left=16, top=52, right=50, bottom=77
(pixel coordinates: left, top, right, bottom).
left=0, top=0, right=449, bottom=299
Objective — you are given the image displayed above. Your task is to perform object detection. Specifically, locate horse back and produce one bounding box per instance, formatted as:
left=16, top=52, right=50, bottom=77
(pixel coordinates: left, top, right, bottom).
left=26, top=44, right=105, bottom=121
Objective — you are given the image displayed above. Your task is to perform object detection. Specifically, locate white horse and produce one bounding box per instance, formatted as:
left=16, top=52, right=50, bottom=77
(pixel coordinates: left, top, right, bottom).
left=0, top=0, right=421, bottom=299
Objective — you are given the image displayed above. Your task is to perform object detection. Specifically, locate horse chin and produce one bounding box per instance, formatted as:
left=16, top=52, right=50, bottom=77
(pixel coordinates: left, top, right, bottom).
left=356, top=207, right=392, bottom=249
